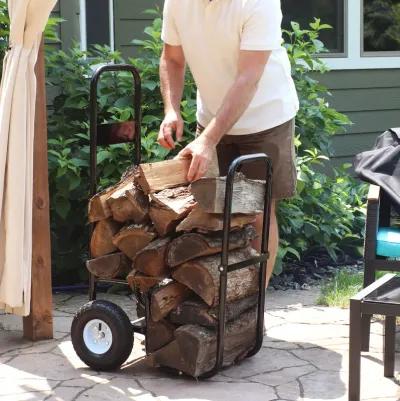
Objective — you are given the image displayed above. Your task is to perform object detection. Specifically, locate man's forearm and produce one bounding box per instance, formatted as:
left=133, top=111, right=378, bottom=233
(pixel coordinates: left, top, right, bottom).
left=201, top=74, right=259, bottom=145
left=160, top=51, right=185, bottom=114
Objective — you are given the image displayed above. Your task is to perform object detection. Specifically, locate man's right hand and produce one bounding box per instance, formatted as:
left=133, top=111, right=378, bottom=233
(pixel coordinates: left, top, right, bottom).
left=158, top=110, right=184, bottom=150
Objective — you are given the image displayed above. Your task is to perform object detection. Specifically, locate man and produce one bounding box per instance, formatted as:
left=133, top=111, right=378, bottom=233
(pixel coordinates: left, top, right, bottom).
left=158, top=0, right=299, bottom=286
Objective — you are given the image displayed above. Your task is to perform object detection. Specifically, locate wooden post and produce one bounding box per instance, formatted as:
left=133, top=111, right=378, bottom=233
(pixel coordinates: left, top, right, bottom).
left=23, top=39, right=53, bottom=340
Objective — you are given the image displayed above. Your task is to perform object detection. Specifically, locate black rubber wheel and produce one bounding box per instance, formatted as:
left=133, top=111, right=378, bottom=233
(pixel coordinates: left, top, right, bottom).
left=71, top=300, right=134, bottom=371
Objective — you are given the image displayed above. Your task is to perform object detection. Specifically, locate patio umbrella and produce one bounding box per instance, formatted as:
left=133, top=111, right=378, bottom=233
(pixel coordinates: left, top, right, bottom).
left=0, top=0, right=56, bottom=316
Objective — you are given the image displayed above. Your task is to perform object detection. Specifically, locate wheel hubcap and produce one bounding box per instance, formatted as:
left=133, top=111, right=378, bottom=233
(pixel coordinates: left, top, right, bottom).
left=83, top=319, right=113, bottom=354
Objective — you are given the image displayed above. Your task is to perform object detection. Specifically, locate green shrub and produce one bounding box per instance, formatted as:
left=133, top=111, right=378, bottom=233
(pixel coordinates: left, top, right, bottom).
left=0, top=2, right=9, bottom=74
left=0, top=8, right=367, bottom=283
left=274, top=20, right=367, bottom=273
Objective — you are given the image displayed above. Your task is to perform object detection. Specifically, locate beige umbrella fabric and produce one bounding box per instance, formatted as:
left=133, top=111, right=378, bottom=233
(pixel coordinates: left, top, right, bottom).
left=0, top=0, right=56, bottom=316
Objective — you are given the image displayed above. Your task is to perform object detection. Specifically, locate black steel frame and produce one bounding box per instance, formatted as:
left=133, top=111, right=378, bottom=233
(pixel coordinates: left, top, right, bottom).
left=200, top=153, right=273, bottom=378
left=86, top=64, right=273, bottom=379
left=348, top=273, right=399, bottom=401
left=88, top=64, right=142, bottom=302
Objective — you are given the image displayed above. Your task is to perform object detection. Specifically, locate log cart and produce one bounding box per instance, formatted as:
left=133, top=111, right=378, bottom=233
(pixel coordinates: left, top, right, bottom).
left=70, top=64, right=273, bottom=378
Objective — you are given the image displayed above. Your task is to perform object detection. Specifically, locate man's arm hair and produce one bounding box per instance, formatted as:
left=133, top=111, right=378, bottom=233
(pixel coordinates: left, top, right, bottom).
left=160, top=44, right=186, bottom=114
left=202, top=50, right=271, bottom=145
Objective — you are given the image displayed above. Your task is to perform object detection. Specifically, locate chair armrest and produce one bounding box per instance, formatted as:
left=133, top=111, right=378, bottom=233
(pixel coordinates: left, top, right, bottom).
left=367, top=185, right=381, bottom=204
left=364, top=185, right=381, bottom=273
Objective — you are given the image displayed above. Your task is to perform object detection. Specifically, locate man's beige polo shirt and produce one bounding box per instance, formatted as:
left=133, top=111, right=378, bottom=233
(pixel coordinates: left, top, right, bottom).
left=161, top=0, right=299, bottom=135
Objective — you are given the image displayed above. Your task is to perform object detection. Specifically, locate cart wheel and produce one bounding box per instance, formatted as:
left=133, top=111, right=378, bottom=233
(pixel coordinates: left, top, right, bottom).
left=71, top=300, right=133, bottom=371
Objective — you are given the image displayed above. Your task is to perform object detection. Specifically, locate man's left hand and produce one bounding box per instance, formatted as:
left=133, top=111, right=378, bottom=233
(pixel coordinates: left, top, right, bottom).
left=178, top=135, right=216, bottom=181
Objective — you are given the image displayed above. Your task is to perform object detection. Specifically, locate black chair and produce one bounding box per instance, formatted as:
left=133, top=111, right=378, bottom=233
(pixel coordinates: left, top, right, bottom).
left=362, top=184, right=400, bottom=351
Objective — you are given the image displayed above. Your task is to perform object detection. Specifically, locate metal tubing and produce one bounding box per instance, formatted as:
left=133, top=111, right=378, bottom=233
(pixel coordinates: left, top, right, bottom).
left=200, top=153, right=273, bottom=379
left=88, top=64, right=142, bottom=300
left=349, top=299, right=362, bottom=401
left=383, top=315, right=396, bottom=378
left=90, top=64, right=142, bottom=197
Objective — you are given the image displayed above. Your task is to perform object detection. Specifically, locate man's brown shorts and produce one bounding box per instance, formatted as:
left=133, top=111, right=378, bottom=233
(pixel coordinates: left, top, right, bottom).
left=198, top=119, right=297, bottom=200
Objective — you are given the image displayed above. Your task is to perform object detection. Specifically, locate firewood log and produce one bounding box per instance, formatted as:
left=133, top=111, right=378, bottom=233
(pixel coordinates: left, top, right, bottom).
left=167, top=225, right=256, bottom=267
left=169, top=294, right=258, bottom=327
left=172, top=247, right=259, bottom=307
left=146, top=318, right=176, bottom=353
left=90, top=218, right=121, bottom=258
left=127, top=269, right=166, bottom=293
left=112, top=224, right=156, bottom=260
left=134, top=237, right=170, bottom=277
left=190, top=173, right=265, bottom=214
left=150, top=280, right=192, bottom=322
left=153, top=308, right=257, bottom=377
left=88, top=166, right=137, bottom=223
left=176, top=206, right=257, bottom=233
left=86, top=253, right=131, bottom=279
left=106, top=181, right=149, bottom=224
left=135, top=159, right=191, bottom=194
left=88, top=186, right=115, bottom=223
left=149, top=186, right=196, bottom=236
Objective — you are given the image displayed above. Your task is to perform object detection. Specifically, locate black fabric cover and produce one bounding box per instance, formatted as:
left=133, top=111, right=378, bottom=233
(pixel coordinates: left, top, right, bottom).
left=354, top=128, right=400, bottom=208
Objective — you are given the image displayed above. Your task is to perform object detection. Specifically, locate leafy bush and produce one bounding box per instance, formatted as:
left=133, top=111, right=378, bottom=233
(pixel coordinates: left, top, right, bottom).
left=0, top=2, right=9, bottom=73
left=45, top=12, right=200, bottom=284
left=274, top=20, right=367, bottom=273
left=0, top=7, right=367, bottom=283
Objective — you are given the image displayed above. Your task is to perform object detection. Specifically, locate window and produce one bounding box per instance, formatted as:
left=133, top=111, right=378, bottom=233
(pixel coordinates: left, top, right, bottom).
left=282, top=0, right=346, bottom=55
left=79, top=0, right=115, bottom=51
left=282, top=0, right=400, bottom=70
left=363, top=0, right=400, bottom=55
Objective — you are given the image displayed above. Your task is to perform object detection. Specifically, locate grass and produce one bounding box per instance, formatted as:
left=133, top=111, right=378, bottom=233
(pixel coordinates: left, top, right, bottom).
left=317, top=270, right=387, bottom=308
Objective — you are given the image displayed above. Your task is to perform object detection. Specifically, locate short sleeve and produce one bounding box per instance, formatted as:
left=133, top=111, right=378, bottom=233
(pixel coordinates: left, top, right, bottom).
left=240, top=0, right=283, bottom=51
left=161, top=0, right=181, bottom=46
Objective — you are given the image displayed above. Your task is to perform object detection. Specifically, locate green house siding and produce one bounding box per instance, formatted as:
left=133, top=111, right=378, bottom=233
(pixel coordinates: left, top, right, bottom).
left=319, top=69, right=400, bottom=169
left=58, top=0, right=80, bottom=51
left=55, top=1, right=400, bottom=168
left=114, top=0, right=163, bottom=59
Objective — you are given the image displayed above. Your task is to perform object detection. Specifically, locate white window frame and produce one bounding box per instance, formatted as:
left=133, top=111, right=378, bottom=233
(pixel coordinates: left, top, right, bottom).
left=79, top=0, right=115, bottom=52
left=325, top=0, right=400, bottom=70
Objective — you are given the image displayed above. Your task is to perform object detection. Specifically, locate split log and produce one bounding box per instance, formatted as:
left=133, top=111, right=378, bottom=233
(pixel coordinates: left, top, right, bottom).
left=146, top=318, right=176, bottom=353
left=149, top=186, right=196, bottom=236
left=135, top=159, right=191, bottom=194
left=86, top=253, right=131, bottom=279
left=190, top=173, right=265, bottom=214
left=134, top=237, right=170, bottom=277
left=151, top=281, right=192, bottom=322
left=176, top=206, right=256, bottom=233
left=88, top=166, right=137, bottom=223
left=90, top=218, right=121, bottom=258
left=172, top=247, right=259, bottom=307
left=127, top=269, right=165, bottom=293
left=167, top=225, right=256, bottom=267
left=106, top=181, right=149, bottom=224
left=112, top=224, right=156, bottom=260
left=169, top=294, right=258, bottom=327
left=153, top=308, right=257, bottom=377
left=88, top=186, right=115, bottom=223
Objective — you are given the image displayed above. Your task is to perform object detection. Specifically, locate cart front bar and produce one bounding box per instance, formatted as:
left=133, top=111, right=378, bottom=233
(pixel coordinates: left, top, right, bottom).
left=200, top=153, right=273, bottom=379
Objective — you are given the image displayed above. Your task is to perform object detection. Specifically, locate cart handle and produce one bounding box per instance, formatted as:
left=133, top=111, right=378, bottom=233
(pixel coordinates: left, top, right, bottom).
left=201, top=153, right=273, bottom=379
left=89, top=64, right=142, bottom=197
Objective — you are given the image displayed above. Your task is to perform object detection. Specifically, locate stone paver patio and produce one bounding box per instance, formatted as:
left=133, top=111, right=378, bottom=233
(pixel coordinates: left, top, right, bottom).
left=0, top=288, right=399, bottom=401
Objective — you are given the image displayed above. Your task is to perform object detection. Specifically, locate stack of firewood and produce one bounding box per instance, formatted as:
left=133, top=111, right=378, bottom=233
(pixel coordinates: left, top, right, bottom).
left=87, top=159, right=266, bottom=377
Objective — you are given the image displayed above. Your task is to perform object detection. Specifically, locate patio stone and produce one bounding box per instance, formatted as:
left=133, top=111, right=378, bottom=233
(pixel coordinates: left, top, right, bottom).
left=222, top=348, right=306, bottom=379
left=300, top=370, right=347, bottom=400
left=276, top=379, right=301, bottom=400
left=291, top=347, right=347, bottom=371
left=45, top=385, right=87, bottom=401
left=252, top=364, right=316, bottom=386
left=0, top=288, right=398, bottom=401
